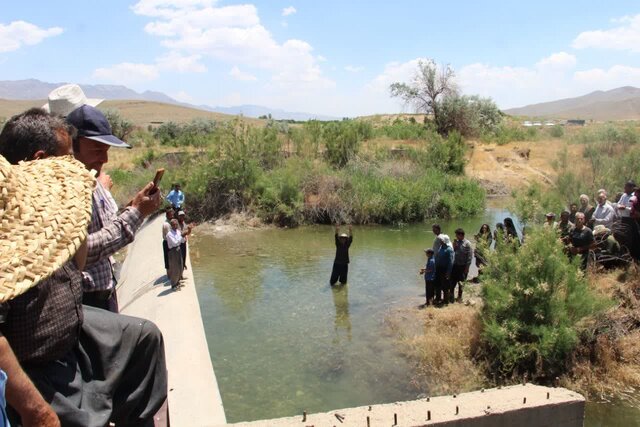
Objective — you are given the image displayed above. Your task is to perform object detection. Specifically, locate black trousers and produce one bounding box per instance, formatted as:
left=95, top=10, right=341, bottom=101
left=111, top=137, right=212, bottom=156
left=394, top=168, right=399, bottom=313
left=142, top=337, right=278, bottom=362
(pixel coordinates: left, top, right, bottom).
left=181, top=242, right=187, bottom=269
left=17, top=306, right=168, bottom=427
left=434, top=270, right=449, bottom=302
left=162, top=239, right=169, bottom=269
left=425, top=279, right=435, bottom=302
left=330, top=263, right=349, bottom=285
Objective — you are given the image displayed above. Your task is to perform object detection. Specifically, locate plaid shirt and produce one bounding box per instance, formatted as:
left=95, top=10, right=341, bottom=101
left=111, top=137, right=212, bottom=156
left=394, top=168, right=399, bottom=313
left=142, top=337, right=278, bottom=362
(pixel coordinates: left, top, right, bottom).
left=83, top=181, right=143, bottom=292
left=0, top=262, right=83, bottom=364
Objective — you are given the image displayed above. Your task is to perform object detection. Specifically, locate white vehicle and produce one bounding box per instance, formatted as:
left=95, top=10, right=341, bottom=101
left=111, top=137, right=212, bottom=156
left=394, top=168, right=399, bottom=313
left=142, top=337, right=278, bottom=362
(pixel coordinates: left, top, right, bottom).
left=533, top=122, right=542, bottom=126
left=523, top=121, right=533, bottom=127
left=544, top=121, right=555, bottom=126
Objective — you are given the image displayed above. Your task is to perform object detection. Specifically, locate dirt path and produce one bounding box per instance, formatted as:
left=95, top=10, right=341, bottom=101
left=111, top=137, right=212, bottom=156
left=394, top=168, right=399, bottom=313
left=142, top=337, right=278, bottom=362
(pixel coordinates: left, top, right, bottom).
left=466, top=140, right=583, bottom=196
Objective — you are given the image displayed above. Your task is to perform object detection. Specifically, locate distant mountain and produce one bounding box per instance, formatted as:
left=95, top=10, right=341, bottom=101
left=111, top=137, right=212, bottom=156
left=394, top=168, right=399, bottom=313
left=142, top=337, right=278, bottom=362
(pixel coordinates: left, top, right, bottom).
left=203, top=104, right=337, bottom=121
left=0, top=79, right=337, bottom=121
left=504, top=86, right=640, bottom=120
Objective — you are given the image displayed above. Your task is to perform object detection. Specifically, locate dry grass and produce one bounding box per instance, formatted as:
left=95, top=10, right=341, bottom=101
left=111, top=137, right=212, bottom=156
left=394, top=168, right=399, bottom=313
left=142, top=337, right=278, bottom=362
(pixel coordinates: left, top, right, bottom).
left=466, top=140, right=586, bottom=193
left=561, top=268, right=640, bottom=404
left=386, top=304, right=487, bottom=396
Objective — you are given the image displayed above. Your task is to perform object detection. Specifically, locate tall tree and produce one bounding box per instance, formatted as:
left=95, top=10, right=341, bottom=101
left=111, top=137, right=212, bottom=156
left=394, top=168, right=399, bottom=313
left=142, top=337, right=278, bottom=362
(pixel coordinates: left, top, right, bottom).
left=389, top=59, right=457, bottom=134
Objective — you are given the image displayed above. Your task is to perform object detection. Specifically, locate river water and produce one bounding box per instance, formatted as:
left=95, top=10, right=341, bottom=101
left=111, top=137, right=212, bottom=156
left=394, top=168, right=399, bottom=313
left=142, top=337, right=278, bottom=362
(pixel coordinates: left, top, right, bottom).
left=189, top=209, right=640, bottom=425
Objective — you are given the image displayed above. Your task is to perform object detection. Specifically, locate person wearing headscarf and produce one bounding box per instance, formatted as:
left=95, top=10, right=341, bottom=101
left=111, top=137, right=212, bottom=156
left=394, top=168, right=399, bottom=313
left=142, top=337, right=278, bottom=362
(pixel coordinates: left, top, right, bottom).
left=474, top=224, right=492, bottom=276
left=434, top=234, right=454, bottom=305
left=503, top=217, right=520, bottom=246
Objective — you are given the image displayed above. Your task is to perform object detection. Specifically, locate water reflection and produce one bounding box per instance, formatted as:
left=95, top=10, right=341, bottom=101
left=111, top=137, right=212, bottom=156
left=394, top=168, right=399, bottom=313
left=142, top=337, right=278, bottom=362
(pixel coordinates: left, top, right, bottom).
left=331, top=284, right=352, bottom=343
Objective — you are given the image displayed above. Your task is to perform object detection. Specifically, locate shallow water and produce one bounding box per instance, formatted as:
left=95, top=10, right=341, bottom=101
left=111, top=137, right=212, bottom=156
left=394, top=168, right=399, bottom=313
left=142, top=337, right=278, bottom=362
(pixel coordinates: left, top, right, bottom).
left=189, top=209, right=639, bottom=424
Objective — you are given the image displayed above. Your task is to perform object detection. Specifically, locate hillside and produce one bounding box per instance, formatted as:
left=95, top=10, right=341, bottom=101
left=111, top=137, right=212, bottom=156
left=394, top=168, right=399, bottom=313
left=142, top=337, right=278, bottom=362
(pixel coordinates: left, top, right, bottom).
left=0, top=99, right=262, bottom=126
left=0, top=79, right=334, bottom=121
left=504, top=86, right=640, bottom=120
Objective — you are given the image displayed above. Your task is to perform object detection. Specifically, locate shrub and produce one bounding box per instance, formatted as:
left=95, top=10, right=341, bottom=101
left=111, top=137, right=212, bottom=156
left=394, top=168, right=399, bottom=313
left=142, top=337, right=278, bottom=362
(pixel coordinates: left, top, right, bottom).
left=512, top=183, right=564, bottom=226
left=480, top=227, right=609, bottom=380
left=102, top=109, right=135, bottom=141
left=323, top=121, right=361, bottom=168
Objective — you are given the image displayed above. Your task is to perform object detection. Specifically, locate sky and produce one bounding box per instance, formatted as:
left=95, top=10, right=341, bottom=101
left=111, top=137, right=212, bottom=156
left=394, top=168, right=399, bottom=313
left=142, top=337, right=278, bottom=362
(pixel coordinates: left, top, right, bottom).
left=2, top=0, right=640, bottom=117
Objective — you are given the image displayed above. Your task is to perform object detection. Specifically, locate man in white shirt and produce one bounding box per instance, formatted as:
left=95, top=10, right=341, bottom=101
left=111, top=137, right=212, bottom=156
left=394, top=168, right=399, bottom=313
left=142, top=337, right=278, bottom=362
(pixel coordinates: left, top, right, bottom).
left=616, top=181, right=637, bottom=218
left=592, top=190, right=615, bottom=229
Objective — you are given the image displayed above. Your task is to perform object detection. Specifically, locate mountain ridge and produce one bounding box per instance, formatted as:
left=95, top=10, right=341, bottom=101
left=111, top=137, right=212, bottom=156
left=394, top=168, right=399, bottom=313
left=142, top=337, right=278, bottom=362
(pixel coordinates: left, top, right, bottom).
left=504, top=87, right=640, bottom=120
left=0, top=79, right=337, bottom=121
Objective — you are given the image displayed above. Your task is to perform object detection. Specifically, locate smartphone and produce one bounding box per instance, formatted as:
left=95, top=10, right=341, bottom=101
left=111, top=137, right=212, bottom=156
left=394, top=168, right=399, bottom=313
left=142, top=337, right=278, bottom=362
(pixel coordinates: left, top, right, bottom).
left=150, top=168, right=165, bottom=194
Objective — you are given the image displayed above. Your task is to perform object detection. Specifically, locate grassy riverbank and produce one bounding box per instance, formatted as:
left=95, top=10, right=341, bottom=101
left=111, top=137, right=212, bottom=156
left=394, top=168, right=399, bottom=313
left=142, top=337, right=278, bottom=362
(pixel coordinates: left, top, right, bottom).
left=387, top=120, right=640, bottom=403
left=107, top=117, right=485, bottom=225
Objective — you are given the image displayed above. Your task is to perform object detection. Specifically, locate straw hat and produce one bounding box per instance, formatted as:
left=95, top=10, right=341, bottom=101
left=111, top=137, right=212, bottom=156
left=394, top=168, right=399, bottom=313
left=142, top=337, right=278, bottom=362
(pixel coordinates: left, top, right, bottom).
left=0, top=155, right=94, bottom=302
left=42, top=84, right=103, bottom=117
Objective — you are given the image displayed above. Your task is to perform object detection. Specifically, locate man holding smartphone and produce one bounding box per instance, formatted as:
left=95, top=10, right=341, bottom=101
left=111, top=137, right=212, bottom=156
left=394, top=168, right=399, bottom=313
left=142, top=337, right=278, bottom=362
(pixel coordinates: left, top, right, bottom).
left=67, top=105, right=161, bottom=312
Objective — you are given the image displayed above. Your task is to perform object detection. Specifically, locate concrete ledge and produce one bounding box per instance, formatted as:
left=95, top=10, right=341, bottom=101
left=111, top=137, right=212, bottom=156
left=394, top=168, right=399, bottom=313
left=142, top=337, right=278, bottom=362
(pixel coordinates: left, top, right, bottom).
left=118, top=216, right=226, bottom=427
left=226, top=384, right=584, bottom=427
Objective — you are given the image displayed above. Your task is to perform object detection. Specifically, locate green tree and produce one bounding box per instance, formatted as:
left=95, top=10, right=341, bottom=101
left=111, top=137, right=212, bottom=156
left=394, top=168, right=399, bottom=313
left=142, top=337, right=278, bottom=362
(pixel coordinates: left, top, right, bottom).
left=480, top=227, right=609, bottom=380
left=390, top=59, right=457, bottom=135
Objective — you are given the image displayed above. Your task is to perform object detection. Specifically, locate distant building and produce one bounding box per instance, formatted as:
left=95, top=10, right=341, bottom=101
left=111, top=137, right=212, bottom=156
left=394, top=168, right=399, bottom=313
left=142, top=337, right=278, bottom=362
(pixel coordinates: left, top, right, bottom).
left=523, top=121, right=533, bottom=127
left=567, top=119, right=586, bottom=126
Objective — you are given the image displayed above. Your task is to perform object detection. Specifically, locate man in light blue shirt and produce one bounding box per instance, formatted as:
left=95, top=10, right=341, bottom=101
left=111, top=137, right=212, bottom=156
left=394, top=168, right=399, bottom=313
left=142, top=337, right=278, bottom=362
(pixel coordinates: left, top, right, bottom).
left=166, top=183, right=185, bottom=210
left=0, top=369, right=8, bottom=427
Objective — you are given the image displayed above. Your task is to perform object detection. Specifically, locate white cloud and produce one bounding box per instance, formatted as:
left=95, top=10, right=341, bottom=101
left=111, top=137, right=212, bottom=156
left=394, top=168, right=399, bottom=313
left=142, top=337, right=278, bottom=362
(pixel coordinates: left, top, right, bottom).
left=156, top=51, right=207, bottom=72
left=282, top=6, right=296, bottom=17
left=574, top=65, right=640, bottom=88
left=317, top=55, right=327, bottom=62
left=366, top=58, right=428, bottom=94
left=0, top=21, right=63, bottom=53
left=131, top=0, right=334, bottom=92
left=229, top=66, right=257, bottom=81
left=572, top=14, right=640, bottom=52
left=93, top=62, right=160, bottom=83
left=535, top=52, right=576, bottom=70
left=344, top=65, right=364, bottom=73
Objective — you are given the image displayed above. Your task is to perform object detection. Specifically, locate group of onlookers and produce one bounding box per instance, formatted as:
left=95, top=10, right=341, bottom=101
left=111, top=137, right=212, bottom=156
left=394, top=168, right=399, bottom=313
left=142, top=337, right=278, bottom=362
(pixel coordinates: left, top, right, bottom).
left=420, top=224, right=480, bottom=307
left=0, top=84, right=167, bottom=425
left=545, top=182, right=640, bottom=269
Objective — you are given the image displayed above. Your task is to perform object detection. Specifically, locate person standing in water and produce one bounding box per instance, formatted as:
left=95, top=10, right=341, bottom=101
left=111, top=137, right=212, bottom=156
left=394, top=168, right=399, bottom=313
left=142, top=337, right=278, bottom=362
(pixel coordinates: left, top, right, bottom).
left=330, top=224, right=353, bottom=286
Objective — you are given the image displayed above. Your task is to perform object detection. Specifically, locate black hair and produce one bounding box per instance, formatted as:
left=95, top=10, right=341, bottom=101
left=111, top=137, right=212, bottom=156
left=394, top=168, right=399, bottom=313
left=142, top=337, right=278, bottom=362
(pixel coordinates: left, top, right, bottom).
left=455, top=228, right=465, bottom=235
left=432, top=223, right=441, bottom=231
left=0, top=108, right=67, bottom=164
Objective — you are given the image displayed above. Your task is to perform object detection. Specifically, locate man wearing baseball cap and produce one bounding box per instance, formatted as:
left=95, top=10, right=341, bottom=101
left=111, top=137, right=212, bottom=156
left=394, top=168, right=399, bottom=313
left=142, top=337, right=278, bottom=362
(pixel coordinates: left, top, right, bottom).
left=66, top=105, right=160, bottom=312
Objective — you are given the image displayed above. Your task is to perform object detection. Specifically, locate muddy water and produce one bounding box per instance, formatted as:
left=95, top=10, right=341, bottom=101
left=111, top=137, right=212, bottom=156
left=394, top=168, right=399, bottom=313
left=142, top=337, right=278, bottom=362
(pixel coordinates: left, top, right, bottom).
left=189, top=209, right=639, bottom=424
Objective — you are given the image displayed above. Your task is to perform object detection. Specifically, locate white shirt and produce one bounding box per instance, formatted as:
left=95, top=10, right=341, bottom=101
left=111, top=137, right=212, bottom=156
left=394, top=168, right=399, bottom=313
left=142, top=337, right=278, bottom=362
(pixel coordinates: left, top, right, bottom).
left=593, top=202, right=615, bottom=228
left=616, top=193, right=636, bottom=218
left=166, top=228, right=184, bottom=249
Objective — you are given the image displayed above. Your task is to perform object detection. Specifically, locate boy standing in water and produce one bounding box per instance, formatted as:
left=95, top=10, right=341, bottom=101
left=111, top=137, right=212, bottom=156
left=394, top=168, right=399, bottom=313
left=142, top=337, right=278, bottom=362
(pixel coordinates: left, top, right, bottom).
left=420, top=248, right=436, bottom=307
left=330, top=224, right=353, bottom=285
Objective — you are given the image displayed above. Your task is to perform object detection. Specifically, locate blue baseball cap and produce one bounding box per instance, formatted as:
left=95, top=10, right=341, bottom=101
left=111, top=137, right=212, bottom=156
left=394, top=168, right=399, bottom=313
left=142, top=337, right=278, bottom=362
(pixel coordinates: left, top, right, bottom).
left=66, top=105, right=131, bottom=148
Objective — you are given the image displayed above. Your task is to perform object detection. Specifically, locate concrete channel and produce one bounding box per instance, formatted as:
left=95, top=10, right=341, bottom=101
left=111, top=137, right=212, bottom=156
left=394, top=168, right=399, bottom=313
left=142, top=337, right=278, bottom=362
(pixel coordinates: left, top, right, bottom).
left=118, top=216, right=585, bottom=427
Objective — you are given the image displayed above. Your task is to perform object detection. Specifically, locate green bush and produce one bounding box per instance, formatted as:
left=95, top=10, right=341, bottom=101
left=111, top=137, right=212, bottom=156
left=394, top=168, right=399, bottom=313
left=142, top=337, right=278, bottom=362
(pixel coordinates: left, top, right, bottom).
left=480, top=227, right=609, bottom=380
left=102, top=109, right=135, bottom=141
left=512, top=183, right=565, bottom=226
left=549, top=125, right=564, bottom=138
left=323, top=121, right=362, bottom=168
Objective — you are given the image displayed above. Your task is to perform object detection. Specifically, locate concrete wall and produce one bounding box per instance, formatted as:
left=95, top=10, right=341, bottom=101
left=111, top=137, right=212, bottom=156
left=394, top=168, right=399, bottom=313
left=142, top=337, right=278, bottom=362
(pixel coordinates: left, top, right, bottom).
left=118, top=216, right=226, bottom=427
left=227, top=384, right=584, bottom=427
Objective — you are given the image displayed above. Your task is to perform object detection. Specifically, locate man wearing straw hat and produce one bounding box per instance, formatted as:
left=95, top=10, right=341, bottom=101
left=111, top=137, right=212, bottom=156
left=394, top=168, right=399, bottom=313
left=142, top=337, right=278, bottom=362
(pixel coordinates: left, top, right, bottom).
left=0, top=155, right=167, bottom=426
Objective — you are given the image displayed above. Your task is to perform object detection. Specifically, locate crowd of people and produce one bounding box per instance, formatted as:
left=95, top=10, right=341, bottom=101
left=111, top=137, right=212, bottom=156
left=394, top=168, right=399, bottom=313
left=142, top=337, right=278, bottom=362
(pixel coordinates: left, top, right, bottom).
left=544, top=184, right=640, bottom=269
left=0, top=84, right=168, bottom=426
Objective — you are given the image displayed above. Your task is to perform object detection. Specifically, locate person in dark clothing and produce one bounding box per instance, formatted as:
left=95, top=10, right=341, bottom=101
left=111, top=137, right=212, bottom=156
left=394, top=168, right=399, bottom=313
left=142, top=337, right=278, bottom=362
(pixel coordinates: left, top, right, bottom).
left=330, top=224, right=353, bottom=285
left=569, top=212, right=594, bottom=270
left=569, top=203, right=579, bottom=224
left=419, top=248, right=436, bottom=307
left=503, top=217, right=520, bottom=245
left=434, top=234, right=454, bottom=305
